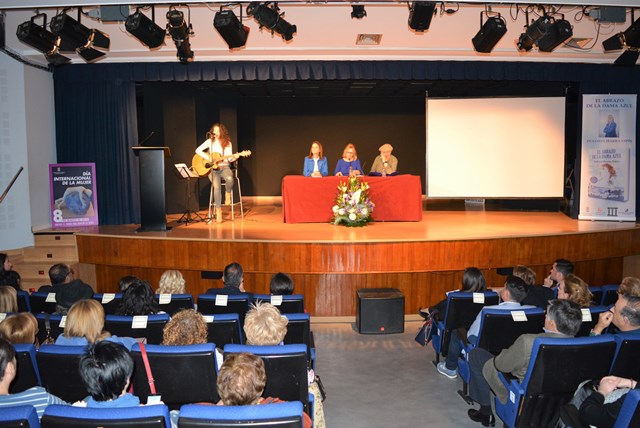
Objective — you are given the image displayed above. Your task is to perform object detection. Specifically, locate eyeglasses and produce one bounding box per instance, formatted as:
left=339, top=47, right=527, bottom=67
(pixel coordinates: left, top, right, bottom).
left=346, top=151, right=354, bottom=154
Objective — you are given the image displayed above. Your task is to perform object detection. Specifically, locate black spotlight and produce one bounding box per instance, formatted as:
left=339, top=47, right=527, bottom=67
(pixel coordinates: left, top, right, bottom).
left=517, top=14, right=552, bottom=51
left=246, top=2, right=296, bottom=41
left=125, top=8, right=166, bottom=49
left=351, top=5, right=367, bottom=19
left=166, top=8, right=194, bottom=62
left=537, top=17, right=573, bottom=52
left=408, top=2, right=436, bottom=32
left=472, top=12, right=507, bottom=53
left=16, top=13, right=71, bottom=65
left=214, top=9, right=249, bottom=49
left=50, top=11, right=110, bottom=62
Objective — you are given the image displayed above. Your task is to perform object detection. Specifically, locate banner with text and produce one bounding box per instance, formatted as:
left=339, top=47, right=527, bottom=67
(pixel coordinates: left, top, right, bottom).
left=579, top=95, right=636, bottom=221
left=49, top=163, right=99, bottom=228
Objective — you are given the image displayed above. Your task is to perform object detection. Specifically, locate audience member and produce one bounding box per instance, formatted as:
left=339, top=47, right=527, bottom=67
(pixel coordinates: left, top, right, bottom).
left=436, top=276, right=534, bottom=379
left=38, top=263, right=94, bottom=314
left=56, top=299, right=137, bottom=350
left=618, top=276, right=640, bottom=297
left=77, top=341, right=140, bottom=407
left=419, top=267, right=487, bottom=321
left=0, top=337, right=67, bottom=418
left=543, top=258, right=573, bottom=290
left=206, top=262, right=247, bottom=295
left=116, top=278, right=159, bottom=316
left=162, top=309, right=207, bottom=346
left=0, top=313, right=38, bottom=345
left=0, top=254, right=12, bottom=273
left=369, top=143, right=398, bottom=176
left=118, top=275, right=138, bottom=292
left=558, top=274, right=593, bottom=308
left=0, top=286, right=17, bottom=313
left=590, top=293, right=640, bottom=335
left=515, top=265, right=554, bottom=309
left=157, top=270, right=186, bottom=294
left=0, top=271, right=21, bottom=292
left=216, top=352, right=312, bottom=428
left=578, top=375, right=640, bottom=427
left=269, top=273, right=295, bottom=296
left=466, top=299, right=582, bottom=426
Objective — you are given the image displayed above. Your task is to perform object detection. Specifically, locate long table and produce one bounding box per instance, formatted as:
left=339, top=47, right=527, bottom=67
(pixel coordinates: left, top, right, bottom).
left=282, top=175, right=423, bottom=223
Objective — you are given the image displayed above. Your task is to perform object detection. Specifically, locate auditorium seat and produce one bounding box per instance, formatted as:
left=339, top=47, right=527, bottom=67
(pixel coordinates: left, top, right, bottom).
left=154, top=293, right=195, bottom=316
left=283, top=313, right=315, bottom=368
left=35, top=314, right=64, bottom=346
left=610, top=332, right=640, bottom=380
left=494, top=335, right=617, bottom=428
left=17, top=290, right=31, bottom=313
left=11, top=344, right=41, bottom=394
left=28, top=292, right=57, bottom=314
left=601, top=284, right=620, bottom=307
left=178, top=401, right=306, bottom=428
left=197, top=294, right=251, bottom=326
left=0, top=405, right=40, bottom=428
left=91, top=293, right=123, bottom=315
left=252, top=294, right=305, bottom=314
left=575, top=306, right=611, bottom=337
left=131, top=343, right=219, bottom=410
left=204, top=313, right=243, bottom=346
left=615, top=389, right=640, bottom=428
left=104, top=314, right=170, bottom=345
left=41, top=404, right=171, bottom=428
left=589, top=286, right=603, bottom=307
left=36, top=345, right=89, bottom=403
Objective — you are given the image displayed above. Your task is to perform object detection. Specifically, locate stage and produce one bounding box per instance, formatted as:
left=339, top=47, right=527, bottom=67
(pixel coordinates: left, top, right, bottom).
left=71, top=199, right=640, bottom=316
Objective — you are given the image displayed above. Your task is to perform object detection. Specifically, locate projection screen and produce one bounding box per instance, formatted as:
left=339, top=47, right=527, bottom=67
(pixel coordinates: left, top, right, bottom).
left=426, top=97, right=566, bottom=198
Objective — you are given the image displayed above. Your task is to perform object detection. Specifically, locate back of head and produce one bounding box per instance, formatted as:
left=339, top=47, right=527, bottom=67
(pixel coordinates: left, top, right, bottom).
left=48, top=263, right=71, bottom=286
left=462, top=267, right=486, bottom=292
left=117, top=278, right=158, bottom=316
left=512, top=265, right=536, bottom=286
left=0, top=254, right=7, bottom=271
left=118, top=275, right=138, bottom=292
left=563, top=274, right=593, bottom=308
left=244, top=302, right=288, bottom=346
left=269, top=272, right=294, bottom=295
left=157, top=270, right=186, bottom=294
left=79, top=341, right=134, bottom=402
left=555, top=259, right=574, bottom=278
left=0, top=271, right=20, bottom=290
left=65, top=299, right=106, bottom=342
left=162, top=309, right=208, bottom=345
left=0, top=313, right=37, bottom=345
left=0, top=286, right=18, bottom=313
left=0, top=337, right=16, bottom=382
left=217, top=352, right=266, bottom=406
left=619, top=277, right=640, bottom=297
left=223, top=262, right=244, bottom=289
left=546, top=299, right=582, bottom=336
left=504, top=276, right=528, bottom=303
left=620, top=295, right=640, bottom=329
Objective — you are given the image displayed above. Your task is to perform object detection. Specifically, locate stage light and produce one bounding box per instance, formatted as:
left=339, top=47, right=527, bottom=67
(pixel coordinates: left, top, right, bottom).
left=214, top=9, right=249, bottom=49
left=246, top=2, right=296, bottom=41
left=408, top=2, right=436, bottom=32
left=50, top=10, right=110, bottom=62
left=602, top=16, right=640, bottom=65
left=166, top=7, right=194, bottom=62
left=125, top=8, right=166, bottom=49
left=517, top=13, right=572, bottom=53
left=16, top=13, right=71, bottom=66
left=351, top=5, right=367, bottom=20
left=472, top=12, right=507, bottom=53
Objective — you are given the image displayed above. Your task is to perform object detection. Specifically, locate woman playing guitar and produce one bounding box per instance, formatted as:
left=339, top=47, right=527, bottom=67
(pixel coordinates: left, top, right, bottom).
left=195, top=123, right=238, bottom=223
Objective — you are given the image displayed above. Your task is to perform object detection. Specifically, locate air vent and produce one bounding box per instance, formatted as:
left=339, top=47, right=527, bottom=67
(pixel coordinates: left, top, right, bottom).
left=565, top=38, right=593, bottom=49
left=356, top=34, right=382, bottom=46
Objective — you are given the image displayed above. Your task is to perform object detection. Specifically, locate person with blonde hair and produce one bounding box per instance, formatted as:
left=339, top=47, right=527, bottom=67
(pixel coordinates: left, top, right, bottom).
left=55, top=299, right=137, bottom=350
left=334, top=143, right=362, bottom=177
left=244, top=302, right=288, bottom=346
left=0, top=313, right=38, bottom=345
left=0, top=287, right=17, bottom=313
left=558, top=274, right=593, bottom=308
left=619, top=276, right=640, bottom=297
left=157, top=270, right=186, bottom=295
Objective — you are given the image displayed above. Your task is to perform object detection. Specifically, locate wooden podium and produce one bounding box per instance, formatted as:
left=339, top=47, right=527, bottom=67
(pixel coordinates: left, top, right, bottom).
left=132, top=146, right=171, bottom=232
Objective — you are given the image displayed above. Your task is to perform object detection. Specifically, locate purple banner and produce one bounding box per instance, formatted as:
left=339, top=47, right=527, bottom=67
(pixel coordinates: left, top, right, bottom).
left=49, top=163, right=99, bottom=228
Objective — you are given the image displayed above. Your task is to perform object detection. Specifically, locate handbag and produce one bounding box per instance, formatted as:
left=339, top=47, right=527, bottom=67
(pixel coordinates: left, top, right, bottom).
left=414, top=318, right=434, bottom=346
left=138, top=342, right=157, bottom=395
left=42, top=314, right=56, bottom=345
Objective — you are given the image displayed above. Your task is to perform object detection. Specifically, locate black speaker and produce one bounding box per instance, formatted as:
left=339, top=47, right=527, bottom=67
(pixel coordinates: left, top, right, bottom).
left=408, top=2, right=436, bottom=32
left=214, top=10, right=249, bottom=49
left=472, top=16, right=507, bottom=53
left=356, top=288, right=405, bottom=334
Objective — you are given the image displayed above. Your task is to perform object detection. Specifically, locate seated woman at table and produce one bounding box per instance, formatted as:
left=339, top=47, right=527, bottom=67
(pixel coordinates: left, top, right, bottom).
left=303, top=141, right=328, bottom=177
left=334, top=143, right=363, bottom=177
left=369, top=143, right=398, bottom=176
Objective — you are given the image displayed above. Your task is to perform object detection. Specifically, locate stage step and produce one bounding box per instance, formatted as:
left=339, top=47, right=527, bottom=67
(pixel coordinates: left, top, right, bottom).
left=22, top=245, right=78, bottom=262
left=34, top=233, right=77, bottom=247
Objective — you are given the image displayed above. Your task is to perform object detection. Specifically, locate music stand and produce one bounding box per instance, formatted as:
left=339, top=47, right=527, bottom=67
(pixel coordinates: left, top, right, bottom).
left=174, top=163, right=205, bottom=225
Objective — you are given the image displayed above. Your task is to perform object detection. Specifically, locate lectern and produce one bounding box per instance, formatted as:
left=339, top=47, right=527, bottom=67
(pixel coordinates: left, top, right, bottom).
left=132, top=146, right=171, bottom=232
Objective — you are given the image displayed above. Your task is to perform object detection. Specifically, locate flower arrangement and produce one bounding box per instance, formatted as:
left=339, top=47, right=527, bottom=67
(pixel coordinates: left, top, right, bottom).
left=331, top=176, right=375, bottom=227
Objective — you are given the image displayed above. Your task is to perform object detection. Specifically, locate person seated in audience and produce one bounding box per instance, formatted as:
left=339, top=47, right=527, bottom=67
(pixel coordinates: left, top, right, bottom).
left=0, top=254, right=12, bottom=273
left=0, top=271, right=21, bottom=292
left=334, top=143, right=363, bottom=177
left=118, top=275, right=138, bottom=292
left=578, top=375, right=640, bottom=427
left=0, top=286, right=17, bottom=313
left=543, top=258, right=573, bottom=290
left=419, top=266, right=487, bottom=321
left=618, top=276, right=640, bottom=297
left=38, top=263, right=94, bottom=314
left=369, top=143, right=398, bottom=176
left=302, top=141, right=328, bottom=177
left=205, top=262, right=248, bottom=295
left=590, top=293, right=640, bottom=335
left=216, top=352, right=312, bottom=428
left=269, top=272, right=295, bottom=295
left=436, top=276, right=535, bottom=379
left=56, top=299, right=137, bottom=350
left=557, top=273, right=593, bottom=308
left=116, top=278, right=159, bottom=316
left=0, top=312, right=38, bottom=345
left=0, top=337, right=67, bottom=418
left=466, top=299, right=582, bottom=426
left=157, top=270, right=186, bottom=295
left=515, top=265, right=555, bottom=309
left=76, top=341, right=140, bottom=408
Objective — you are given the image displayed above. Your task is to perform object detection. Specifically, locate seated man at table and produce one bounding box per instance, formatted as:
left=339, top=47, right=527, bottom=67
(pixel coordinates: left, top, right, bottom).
left=369, top=143, right=398, bottom=176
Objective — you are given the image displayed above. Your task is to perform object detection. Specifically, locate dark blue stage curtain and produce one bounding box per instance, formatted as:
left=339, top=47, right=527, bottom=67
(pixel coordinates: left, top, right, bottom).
left=53, top=61, right=640, bottom=225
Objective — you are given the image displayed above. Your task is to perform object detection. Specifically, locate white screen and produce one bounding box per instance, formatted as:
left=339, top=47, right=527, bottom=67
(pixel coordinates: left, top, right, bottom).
left=427, top=97, right=565, bottom=198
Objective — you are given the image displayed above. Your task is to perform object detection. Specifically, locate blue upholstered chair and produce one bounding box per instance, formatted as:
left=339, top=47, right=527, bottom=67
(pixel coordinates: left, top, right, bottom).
left=252, top=294, right=305, bottom=314
left=154, top=293, right=195, bottom=316
left=35, top=314, right=65, bottom=347
left=0, top=405, right=40, bottom=428
left=91, top=293, right=123, bottom=315
left=36, top=344, right=89, bottom=403
left=588, top=286, right=602, bottom=307
left=104, top=314, right=170, bottom=345
left=28, top=292, right=57, bottom=314
left=610, top=331, right=640, bottom=380
left=178, top=401, right=305, bottom=428
left=600, top=284, right=620, bottom=307
left=614, top=389, right=640, bottom=428
left=575, top=305, right=611, bottom=337
left=282, top=313, right=315, bottom=369
left=204, top=313, right=243, bottom=346
left=494, top=335, right=617, bottom=428
left=197, top=294, right=252, bottom=326
left=11, top=344, right=41, bottom=394
left=17, top=290, right=31, bottom=313
left=41, top=404, right=171, bottom=428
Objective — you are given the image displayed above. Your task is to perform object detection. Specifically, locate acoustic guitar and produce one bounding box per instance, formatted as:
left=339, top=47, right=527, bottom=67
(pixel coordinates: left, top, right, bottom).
left=191, top=150, right=252, bottom=177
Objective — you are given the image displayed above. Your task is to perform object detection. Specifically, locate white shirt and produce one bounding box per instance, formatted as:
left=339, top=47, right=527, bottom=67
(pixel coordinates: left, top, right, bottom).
left=195, top=138, right=233, bottom=168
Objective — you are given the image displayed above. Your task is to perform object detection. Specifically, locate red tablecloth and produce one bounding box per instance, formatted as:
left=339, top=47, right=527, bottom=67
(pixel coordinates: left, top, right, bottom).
left=282, top=175, right=423, bottom=223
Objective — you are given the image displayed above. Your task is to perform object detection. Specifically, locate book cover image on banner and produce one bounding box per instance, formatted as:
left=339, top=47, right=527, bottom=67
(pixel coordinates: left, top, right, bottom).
left=579, top=95, right=636, bottom=221
left=49, top=163, right=99, bottom=227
